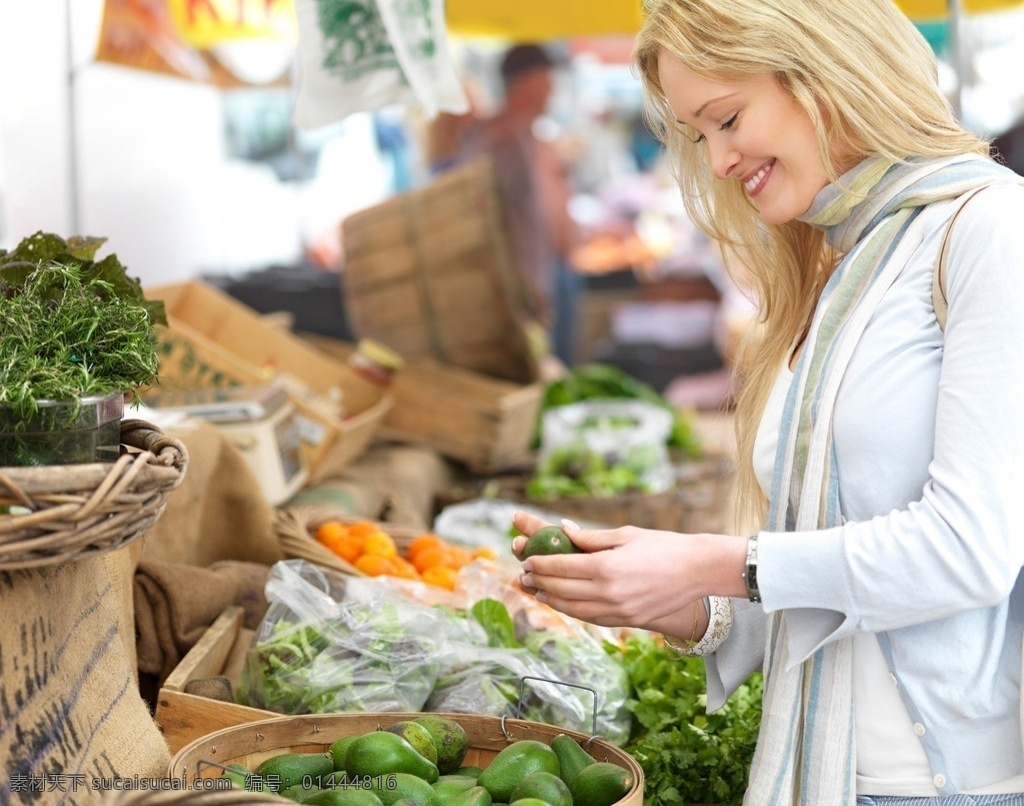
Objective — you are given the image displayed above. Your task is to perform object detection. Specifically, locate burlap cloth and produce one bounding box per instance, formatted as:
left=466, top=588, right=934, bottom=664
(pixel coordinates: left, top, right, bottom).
left=286, top=440, right=461, bottom=530
left=137, top=419, right=283, bottom=568
left=0, top=554, right=172, bottom=806
left=133, top=558, right=270, bottom=700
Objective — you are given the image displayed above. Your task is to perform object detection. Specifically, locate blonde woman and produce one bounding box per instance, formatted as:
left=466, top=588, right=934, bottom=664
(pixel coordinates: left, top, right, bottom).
left=511, top=0, right=1024, bottom=802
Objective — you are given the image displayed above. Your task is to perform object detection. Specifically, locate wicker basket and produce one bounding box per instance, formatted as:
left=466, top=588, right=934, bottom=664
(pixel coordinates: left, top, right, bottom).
left=169, top=711, right=644, bottom=805
left=0, top=418, right=188, bottom=570
left=102, top=790, right=288, bottom=805
left=274, top=505, right=425, bottom=577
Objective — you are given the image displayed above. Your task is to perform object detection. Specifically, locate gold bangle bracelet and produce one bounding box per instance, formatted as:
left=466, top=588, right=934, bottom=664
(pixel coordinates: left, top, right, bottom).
left=663, top=599, right=702, bottom=651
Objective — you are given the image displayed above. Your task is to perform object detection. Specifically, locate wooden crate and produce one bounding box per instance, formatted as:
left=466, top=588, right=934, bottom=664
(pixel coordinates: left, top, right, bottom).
left=145, top=280, right=392, bottom=482
left=461, top=455, right=735, bottom=534
left=304, top=335, right=543, bottom=474
left=341, top=157, right=538, bottom=387
left=169, top=712, right=643, bottom=806
left=155, top=606, right=275, bottom=755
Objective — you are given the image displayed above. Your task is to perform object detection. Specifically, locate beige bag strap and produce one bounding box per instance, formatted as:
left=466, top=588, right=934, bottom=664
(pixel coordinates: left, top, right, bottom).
left=933, top=186, right=991, bottom=330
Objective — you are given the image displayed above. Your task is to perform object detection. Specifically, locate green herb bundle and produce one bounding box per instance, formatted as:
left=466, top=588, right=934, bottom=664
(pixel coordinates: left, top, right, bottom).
left=538, top=363, right=703, bottom=457
left=613, top=632, right=762, bottom=805
left=0, top=231, right=166, bottom=421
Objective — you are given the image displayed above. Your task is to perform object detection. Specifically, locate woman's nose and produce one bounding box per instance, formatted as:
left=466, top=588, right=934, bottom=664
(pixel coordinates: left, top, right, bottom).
left=708, top=138, right=740, bottom=180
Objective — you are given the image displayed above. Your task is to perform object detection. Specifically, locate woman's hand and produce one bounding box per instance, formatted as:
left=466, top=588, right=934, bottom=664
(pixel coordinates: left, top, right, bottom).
left=510, top=510, right=747, bottom=632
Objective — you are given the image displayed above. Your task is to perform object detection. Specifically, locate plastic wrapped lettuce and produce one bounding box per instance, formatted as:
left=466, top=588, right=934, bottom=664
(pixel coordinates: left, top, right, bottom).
left=530, top=399, right=676, bottom=499
left=427, top=578, right=633, bottom=746
left=236, top=560, right=451, bottom=715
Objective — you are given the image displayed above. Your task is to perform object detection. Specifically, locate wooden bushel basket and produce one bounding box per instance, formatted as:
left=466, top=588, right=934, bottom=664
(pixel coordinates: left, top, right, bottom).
left=273, top=505, right=425, bottom=577
left=170, top=711, right=644, bottom=805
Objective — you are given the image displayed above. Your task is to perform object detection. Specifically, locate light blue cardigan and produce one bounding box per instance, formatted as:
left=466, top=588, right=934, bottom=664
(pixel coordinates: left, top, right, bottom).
left=707, top=183, right=1024, bottom=795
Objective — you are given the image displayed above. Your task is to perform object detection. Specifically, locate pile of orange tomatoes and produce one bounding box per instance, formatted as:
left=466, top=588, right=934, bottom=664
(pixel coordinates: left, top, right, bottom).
left=314, top=519, right=500, bottom=590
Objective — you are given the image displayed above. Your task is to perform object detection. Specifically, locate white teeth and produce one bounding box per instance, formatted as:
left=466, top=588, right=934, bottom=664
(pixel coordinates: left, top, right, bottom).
left=744, top=163, right=770, bottom=193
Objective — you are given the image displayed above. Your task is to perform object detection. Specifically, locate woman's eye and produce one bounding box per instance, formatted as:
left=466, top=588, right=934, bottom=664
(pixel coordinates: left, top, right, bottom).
left=720, top=114, right=738, bottom=131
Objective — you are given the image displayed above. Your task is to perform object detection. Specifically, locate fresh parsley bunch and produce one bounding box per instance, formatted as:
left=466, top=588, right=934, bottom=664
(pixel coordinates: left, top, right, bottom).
left=0, top=232, right=166, bottom=420
left=613, top=632, right=763, bottom=805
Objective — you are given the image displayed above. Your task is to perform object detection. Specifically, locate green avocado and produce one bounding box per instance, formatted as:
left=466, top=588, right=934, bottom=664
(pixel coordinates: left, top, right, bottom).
left=520, top=526, right=581, bottom=559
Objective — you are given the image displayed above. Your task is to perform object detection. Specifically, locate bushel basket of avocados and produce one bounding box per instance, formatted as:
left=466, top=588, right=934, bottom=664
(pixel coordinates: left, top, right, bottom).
left=170, top=711, right=643, bottom=805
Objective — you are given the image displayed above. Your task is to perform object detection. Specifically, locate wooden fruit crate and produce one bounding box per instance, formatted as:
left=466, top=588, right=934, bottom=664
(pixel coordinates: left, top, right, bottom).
left=145, top=280, right=392, bottom=482
left=169, top=712, right=644, bottom=806
left=455, top=454, right=735, bottom=534
left=303, top=335, right=543, bottom=474
left=155, top=606, right=275, bottom=755
left=341, top=157, right=538, bottom=386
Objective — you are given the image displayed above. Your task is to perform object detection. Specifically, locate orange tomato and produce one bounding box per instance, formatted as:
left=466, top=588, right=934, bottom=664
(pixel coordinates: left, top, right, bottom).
left=333, top=534, right=364, bottom=564
left=422, top=565, right=458, bottom=591
left=445, top=546, right=474, bottom=570
left=411, top=546, right=449, bottom=575
left=391, top=556, right=421, bottom=580
left=362, top=531, right=398, bottom=559
left=315, top=520, right=347, bottom=546
left=354, top=554, right=397, bottom=577
left=407, top=533, right=444, bottom=563
left=346, top=520, right=383, bottom=539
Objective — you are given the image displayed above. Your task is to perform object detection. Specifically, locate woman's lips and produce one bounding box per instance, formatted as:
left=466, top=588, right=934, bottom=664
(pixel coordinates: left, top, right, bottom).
left=743, top=159, right=775, bottom=197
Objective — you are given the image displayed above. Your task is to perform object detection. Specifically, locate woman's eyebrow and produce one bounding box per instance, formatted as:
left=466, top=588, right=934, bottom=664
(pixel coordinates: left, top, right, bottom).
left=693, top=92, right=740, bottom=119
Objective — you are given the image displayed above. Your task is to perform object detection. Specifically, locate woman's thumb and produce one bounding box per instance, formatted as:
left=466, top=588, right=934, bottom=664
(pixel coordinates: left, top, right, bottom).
left=560, top=518, right=618, bottom=552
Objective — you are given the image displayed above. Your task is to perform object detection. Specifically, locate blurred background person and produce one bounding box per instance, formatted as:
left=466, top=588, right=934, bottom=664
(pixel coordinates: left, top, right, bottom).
left=460, top=43, right=583, bottom=367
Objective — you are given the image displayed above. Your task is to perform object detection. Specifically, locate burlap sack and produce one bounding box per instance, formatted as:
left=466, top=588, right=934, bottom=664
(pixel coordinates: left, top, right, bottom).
left=0, top=554, right=170, bottom=806
left=137, top=420, right=282, bottom=567
left=286, top=441, right=459, bottom=530
left=134, top=559, right=269, bottom=693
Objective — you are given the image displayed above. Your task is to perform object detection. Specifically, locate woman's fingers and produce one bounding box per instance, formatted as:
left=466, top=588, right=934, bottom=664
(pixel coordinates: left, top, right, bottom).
left=511, top=510, right=550, bottom=537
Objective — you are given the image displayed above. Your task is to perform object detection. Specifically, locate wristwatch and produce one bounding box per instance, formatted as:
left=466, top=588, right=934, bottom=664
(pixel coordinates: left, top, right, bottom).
left=742, top=534, right=761, bottom=603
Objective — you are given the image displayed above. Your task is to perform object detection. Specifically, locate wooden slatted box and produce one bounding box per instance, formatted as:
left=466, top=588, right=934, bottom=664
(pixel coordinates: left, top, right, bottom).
left=145, top=280, right=392, bottom=482
left=339, top=159, right=544, bottom=472
left=341, top=157, right=537, bottom=385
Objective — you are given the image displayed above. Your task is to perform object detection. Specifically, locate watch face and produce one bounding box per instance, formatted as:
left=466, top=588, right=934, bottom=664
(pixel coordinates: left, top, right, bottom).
left=744, top=535, right=761, bottom=602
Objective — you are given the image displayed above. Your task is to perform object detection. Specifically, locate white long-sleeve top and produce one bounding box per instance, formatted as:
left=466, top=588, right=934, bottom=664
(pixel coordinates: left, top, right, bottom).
left=706, top=182, right=1024, bottom=794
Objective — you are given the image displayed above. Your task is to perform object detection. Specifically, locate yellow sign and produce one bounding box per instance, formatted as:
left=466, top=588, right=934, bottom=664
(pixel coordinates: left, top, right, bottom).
left=899, top=0, right=1024, bottom=14
left=167, top=0, right=297, bottom=49
left=445, top=0, right=644, bottom=39
left=446, top=0, right=1022, bottom=38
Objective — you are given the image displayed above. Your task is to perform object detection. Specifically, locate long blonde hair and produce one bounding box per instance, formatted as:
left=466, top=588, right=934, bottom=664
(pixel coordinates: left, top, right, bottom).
left=633, top=0, right=989, bottom=527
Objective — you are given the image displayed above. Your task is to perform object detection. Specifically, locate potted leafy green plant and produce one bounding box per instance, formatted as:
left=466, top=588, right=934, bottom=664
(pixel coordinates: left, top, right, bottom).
left=0, top=232, right=166, bottom=466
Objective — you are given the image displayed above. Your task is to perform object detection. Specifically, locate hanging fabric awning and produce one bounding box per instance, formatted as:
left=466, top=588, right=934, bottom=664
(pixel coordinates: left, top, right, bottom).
left=94, top=0, right=295, bottom=87
left=900, top=0, right=1024, bottom=17
left=444, top=0, right=643, bottom=39
left=445, top=0, right=1023, bottom=39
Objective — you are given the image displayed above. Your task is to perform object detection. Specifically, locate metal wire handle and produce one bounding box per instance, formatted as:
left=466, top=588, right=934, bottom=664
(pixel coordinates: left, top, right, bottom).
left=515, top=675, right=600, bottom=739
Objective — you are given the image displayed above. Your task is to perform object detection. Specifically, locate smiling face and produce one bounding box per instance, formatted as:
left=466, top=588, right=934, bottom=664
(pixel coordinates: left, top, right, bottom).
left=657, top=50, right=834, bottom=226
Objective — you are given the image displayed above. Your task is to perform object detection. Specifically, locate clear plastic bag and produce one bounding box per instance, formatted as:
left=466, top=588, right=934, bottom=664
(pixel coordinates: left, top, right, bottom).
left=451, top=564, right=634, bottom=746
left=235, top=559, right=452, bottom=714
left=533, top=399, right=675, bottom=497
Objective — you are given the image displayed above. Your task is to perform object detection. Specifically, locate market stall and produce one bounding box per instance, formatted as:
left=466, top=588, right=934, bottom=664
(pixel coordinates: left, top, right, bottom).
left=0, top=158, right=745, bottom=805
left=11, top=2, right=1022, bottom=805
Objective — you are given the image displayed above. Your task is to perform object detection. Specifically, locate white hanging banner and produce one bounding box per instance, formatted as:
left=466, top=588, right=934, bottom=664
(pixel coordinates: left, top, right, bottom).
left=291, top=0, right=468, bottom=129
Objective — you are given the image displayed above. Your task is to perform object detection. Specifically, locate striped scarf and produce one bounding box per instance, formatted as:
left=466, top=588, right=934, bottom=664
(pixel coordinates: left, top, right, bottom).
left=746, top=153, right=1019, bottom=804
